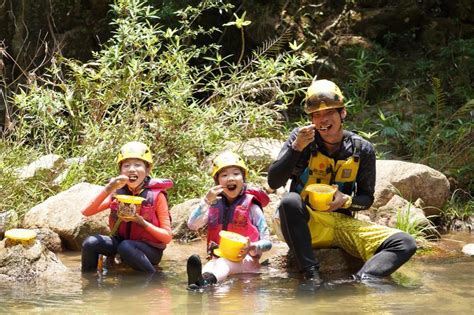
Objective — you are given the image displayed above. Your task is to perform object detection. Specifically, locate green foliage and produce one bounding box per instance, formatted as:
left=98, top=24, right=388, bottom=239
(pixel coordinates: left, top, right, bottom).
left=342, top=44, right=473, bottom=191
left=439, top=189, right=473, bottom=230
left=0, top=142, right=56, bottom=217
left=345, top=48, right=388, bottom=116
left=1, top=0, right=314, bottom=214
left=395, top=204, right=439, bottom=248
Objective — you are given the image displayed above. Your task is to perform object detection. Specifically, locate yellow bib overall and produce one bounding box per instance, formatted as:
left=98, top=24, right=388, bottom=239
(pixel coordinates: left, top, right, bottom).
left=301, top=149, right=398, bottom=261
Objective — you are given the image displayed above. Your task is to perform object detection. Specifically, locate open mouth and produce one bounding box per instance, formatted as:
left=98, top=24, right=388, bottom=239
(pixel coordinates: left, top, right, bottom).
left=226, top=184, right=237, bottom=191
left=128, top=175, right=138, bottom=182
left=317, top=124, right=332, bottom=131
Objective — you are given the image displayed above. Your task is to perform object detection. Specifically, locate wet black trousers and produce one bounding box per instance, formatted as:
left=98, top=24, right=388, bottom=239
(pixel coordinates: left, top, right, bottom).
left=278, top=192, right=417, bottom=277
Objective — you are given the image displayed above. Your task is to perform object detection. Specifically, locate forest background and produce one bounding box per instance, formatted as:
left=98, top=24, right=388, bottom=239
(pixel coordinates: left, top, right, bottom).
left=0, top=0, right=472, bottom=228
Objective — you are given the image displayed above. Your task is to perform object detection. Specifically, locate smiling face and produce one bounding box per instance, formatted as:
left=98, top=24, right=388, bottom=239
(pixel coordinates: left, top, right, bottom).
left=216, top=166, right=245, bottom=203
left=120, top=158, right=150, bottom=191
left=311, top=108, right=346, bottom=141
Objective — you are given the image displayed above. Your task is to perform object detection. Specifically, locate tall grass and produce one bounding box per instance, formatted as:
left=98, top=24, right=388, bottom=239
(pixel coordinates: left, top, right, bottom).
left=395, top=204, right=439, bottom=248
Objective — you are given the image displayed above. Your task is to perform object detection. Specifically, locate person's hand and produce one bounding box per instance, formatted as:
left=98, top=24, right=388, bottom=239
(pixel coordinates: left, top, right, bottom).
left=121, top=214, right=146, bottom=226
left=204, top=185, right=224, bottom=205
left=292, top=124, right=316, bottom=152
left=237, top=237, right=252, bottom=258
left=105, top=175, right=129, bottom=193
left=327, top=190, right=348, bottom=212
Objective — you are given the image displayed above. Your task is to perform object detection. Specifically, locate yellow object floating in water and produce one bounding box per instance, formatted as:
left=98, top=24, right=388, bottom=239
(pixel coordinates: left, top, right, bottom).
left=5, top=228, right=37, bottom=241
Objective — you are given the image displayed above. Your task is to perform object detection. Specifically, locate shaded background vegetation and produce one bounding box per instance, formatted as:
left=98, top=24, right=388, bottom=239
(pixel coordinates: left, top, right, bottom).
left=0, top=0, right=472, bottom=221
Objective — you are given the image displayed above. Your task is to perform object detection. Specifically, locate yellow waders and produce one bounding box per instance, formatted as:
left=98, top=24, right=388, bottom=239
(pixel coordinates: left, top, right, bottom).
left=307, top=209, right=400, bottom=261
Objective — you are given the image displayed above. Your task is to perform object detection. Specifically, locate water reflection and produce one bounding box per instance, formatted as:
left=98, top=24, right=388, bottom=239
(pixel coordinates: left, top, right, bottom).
left=0, top=234, right=472, bottom=314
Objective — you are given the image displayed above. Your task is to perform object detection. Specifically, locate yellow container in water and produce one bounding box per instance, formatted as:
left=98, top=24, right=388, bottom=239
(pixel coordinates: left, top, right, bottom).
left=4, top=228, right=37, bottom=246
left=115, top=195, right=145, bottom=218
left=213, top=231, right=248, bottom=262
left=305, top=184, right=337, bottom=211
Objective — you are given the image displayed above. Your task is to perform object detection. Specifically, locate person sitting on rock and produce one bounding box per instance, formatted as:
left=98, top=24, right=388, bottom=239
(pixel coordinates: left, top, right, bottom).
left=186, top=151, right=272, bottom=290
left=81, top=141, right=173, bottom=273
left=268, top=79, right=417, bottom=289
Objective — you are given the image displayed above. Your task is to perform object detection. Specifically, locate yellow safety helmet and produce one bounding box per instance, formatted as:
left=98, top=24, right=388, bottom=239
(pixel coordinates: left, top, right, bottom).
left=117, top=141, right=153, bottom=168
left=304, top=79, right=345, bottom=114
left=211, top=151, right=249, bottom=178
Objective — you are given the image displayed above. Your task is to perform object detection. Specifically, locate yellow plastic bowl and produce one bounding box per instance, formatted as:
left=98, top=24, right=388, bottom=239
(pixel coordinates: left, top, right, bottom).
left=4, top=228, right=37, bottom=245
left=213, top=231, right=248, bottom=262
left=305, top=184, right=337, bottom=211
left=115, top=195, right=145, bottom=218
left=115, top=195, right=145, bottom=205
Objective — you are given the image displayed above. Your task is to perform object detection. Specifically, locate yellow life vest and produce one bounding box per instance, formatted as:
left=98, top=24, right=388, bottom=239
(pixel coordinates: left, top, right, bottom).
left=300, top=137, right=362, bottom=248
left=300, top=149, right=360, bottom=202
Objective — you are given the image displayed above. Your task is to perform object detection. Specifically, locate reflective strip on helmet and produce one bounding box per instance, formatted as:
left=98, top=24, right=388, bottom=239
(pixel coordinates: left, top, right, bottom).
left=305, top=95, right=344, bottom=114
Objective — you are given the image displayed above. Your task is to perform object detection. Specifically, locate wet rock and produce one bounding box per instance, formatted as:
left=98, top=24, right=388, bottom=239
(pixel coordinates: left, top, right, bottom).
left=450, top=219, right=472, bottom=232
left=23, top=183, right=109, bottom=250
left=269, top=240, right=364, bottom=274
left=461, top=244, right=474, bottom=256
left=0, top=239, right=68, bottom=282
left=33, top=228, right=64, bottom=252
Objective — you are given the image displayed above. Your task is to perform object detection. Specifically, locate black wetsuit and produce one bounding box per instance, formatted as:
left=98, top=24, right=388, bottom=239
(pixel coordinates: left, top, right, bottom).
left=268, top=128, right=417, bottom=277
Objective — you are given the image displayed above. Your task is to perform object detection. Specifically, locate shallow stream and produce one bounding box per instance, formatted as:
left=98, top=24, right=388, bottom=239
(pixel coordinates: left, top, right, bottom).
left=1, top=233, right=472, bottom=314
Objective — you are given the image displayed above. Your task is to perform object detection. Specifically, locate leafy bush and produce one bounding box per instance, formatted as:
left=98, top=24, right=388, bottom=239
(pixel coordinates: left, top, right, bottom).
left=1, top=0, right=314, bottom=214
left=341, top=44, right=473, bottom=192
left=439, top=189, right=473, bottom=231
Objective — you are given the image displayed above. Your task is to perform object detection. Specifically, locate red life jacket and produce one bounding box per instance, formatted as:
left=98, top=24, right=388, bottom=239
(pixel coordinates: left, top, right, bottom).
left=207, top=187, right=269, bottom=246
left=109, top=178, right=173, bottom=247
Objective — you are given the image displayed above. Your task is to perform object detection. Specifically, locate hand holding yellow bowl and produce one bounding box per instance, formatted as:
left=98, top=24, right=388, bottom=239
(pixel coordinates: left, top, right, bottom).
left=305, top=184, right=337, bottom=211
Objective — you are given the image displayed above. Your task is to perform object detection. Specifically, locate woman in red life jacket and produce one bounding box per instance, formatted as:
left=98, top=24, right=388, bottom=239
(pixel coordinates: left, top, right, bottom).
left=81, top=141, right=173, bottom=273
left=186, top=152, right=272, bottom=290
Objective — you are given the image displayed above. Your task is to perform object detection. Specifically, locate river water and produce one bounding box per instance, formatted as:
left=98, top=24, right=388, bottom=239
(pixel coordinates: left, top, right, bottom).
left=1, top=233, right=472, bottom=314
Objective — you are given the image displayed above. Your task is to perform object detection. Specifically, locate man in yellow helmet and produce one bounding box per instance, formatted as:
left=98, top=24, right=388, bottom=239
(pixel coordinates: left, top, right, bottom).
left=268, top=79, right=417, bottom=289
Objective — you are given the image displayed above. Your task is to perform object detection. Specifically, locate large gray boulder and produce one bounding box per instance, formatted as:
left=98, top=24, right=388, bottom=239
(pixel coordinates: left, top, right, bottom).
left=23, top=183, right=110, bottom=250
left=0, top=240, right=68, bottom=281
left=374, top=160, right=450, bottom=215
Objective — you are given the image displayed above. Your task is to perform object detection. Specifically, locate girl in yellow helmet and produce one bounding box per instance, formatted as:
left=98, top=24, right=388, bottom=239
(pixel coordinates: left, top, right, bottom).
left=185, top=151, right=272, bottom=290
left=80, top=141, right=173, bottom=273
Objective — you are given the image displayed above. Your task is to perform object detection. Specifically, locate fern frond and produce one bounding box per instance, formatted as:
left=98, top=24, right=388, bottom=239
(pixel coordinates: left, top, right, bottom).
left=432, top=77, right=446, bottom=122
left=239, top=28, right=294, bottom=69
left=452, top=99, right=474, bottom=119
left=256, top=29, right=293, bottom=57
